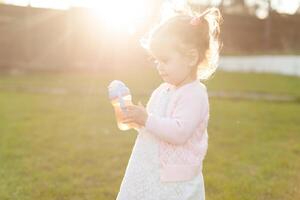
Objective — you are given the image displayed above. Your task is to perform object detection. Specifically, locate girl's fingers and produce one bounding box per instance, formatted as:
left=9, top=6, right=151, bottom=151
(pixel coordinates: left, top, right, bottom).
left=123, top=111, right=134, bottom=118
left=125, top=105, right=133, bottom=110
left=124, top=109, right=137, bottom=118
left=126, top=104, right=139, bottom=110
left=122, top=114, right=134, bottom=121
left=122, top=118, right=134, bottom=123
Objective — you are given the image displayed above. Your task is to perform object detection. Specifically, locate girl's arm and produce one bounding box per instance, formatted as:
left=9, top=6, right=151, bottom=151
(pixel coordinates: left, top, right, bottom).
left=144, top=89, right=208, bottom=145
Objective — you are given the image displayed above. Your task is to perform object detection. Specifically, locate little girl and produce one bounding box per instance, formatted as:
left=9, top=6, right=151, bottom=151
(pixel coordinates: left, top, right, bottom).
left=116, top=6, right=222, bottom=200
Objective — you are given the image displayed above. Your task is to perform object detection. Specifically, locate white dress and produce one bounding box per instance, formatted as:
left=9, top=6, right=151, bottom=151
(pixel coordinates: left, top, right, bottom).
left=116, top=85, right=206, bottom=200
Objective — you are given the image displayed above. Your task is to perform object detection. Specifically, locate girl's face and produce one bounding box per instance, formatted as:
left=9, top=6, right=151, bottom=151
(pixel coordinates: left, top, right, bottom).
left=153, top=48, right=196, bottom=86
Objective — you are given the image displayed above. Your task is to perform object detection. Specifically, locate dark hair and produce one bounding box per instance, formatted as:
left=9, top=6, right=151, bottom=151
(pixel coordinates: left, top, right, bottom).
left=140, top=7, right=223, bottom=81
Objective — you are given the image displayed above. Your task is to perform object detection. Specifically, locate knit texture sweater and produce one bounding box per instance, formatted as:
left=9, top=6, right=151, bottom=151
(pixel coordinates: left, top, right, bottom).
left=140, top=79, right=210, bottom=182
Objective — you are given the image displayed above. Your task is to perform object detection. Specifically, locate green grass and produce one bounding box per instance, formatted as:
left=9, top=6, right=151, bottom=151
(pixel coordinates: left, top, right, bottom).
left=0, top=69, right=299, bottom=200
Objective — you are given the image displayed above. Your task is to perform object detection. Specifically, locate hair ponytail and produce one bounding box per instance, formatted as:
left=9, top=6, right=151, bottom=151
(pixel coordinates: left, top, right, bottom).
left=195, top=8, right=223, bottom=81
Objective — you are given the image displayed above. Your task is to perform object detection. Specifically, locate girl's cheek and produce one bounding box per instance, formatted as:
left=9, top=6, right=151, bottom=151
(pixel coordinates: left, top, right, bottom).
left=165, top=64, right=183, bottom=82
left=167, top=64, right=178, bottom=76
left=174, top=66, right=185, bottom=78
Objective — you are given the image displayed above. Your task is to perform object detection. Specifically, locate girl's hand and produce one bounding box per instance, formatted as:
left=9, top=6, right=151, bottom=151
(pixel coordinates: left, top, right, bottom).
left=121, top=101, right=148, bottom=127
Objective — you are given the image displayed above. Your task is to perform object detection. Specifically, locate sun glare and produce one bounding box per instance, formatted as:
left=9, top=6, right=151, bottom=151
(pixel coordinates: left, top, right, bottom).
left=88, top=0, right=148, bottom=34
left=30, top=0, right=70, bottom=10
left=4, top=0, right=299, bottom=33
left=3, top=0, right=29, bottom=7
left=273, top=0, right=300, bottom=14
left=4, top=0, right=70, bottom=9
left=3, top=0, right=149, bottom=34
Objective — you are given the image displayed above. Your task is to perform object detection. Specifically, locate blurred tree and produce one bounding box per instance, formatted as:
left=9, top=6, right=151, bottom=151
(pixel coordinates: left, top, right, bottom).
left=229, top=0, right=248, bottom=11
left=218, top=0, right=275, bottom=17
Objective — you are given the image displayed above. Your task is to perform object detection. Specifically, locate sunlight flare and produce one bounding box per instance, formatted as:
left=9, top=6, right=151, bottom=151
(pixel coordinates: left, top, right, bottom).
left=88, top=0, right=148, bottom=34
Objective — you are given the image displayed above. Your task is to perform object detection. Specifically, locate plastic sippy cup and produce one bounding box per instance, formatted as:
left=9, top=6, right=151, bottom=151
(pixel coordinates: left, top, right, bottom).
left=108, top=80, right=134, bottom=131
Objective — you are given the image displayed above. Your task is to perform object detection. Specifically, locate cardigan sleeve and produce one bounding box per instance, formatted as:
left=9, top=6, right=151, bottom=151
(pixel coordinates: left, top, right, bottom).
left=134, top=83, right=165, bottom=132
left=144, top=86, right=208, bottom=145
left=145, top=83, right=165, bottom=112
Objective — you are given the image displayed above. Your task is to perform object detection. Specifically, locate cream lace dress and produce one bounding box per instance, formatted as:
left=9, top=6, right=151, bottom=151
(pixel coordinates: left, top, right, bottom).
left=116, top=85, right=206, bottom=200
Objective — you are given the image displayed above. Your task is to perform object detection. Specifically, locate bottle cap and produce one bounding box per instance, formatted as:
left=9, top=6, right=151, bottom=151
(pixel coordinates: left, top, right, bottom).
left=108, top=80, right=131, bottom=100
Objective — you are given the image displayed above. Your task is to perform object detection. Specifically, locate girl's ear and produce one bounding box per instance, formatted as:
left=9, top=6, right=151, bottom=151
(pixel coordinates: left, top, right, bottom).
left=187, top=48, right=199, bottom=67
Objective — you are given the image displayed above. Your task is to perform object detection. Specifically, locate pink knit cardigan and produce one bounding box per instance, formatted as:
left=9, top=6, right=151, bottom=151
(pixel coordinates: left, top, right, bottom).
left=142, top=80, right=210, bottom=182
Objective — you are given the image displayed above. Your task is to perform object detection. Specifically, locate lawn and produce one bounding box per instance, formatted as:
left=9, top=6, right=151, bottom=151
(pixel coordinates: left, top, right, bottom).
left=0, top=69, right=299, bottom=200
